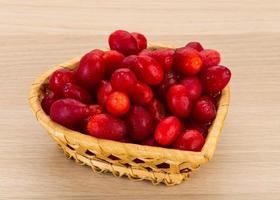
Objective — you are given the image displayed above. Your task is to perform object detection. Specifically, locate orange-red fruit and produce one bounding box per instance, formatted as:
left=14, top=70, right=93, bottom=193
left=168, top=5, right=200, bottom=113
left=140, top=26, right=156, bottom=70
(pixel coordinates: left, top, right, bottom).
left=97, top=80, right=113, bottom=106
left=173, top=129, right=205, bottom=151
left=200, top=49, right=221, bottom=68
left=106, top=91, right=130, bottom=116
left=131, top=81, right=153, bottom=105
left=87, top=114, right=126, bottom=141
left=75, top=50, right=105, bottom=90
left=173, top=47, right=203, bottom=75
left=154, top=116, right=183, bottom=146
left=133, top=55, right=164, bottom=85
left=166, top=84, right=192, bottom=118
left=103, top=50, right=125, bottom=76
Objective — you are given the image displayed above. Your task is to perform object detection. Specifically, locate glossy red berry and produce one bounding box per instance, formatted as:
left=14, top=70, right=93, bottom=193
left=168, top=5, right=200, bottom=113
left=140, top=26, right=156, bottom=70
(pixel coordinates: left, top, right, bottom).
left=200, top=49, right=221, bottom=68
left=173, top=129, right=205, bottom=151
left=97, top=80, right=113, bottom=106
left=88, top=104, right=104, bottom=116
left=150, top=48, right=175, bottom=72
left=106, top=91, right=130, bottom=116
left=133, top=55, right=164, bottom=85
left=120, top=55, right=137, bottom=69
left=185, top=121, right=208, bottom=137
left=111, top=68, right=137, bottom=94
left=156, top=71, right=179, bottom=100
left=141, top=137, right=159, bottom=147
left=89, top=49, right=104, bottom=57
left=108, top=30, right=138, bottom=55
left=192, top=96, right=216, bottom=123
left=41, top=90, right=59, bottom=114
left=103, top=50, right=125, bottom=76
left=131, top=81, right=153, bottom=105
left=131, top=32, right=147, bottom=51
left=49, top=69, right=75, bottom=96
left=185, top=42, right=204, bottom=52
left=154, top=116, right=183, bottom=146
left=87, top=114, right=126, bottom=141
left=174, top=47, right=203, bottom=75
left=75, top=50, right=105, bottom=90
left=146, top=98, right=166, bottom=122
left=180, top=76, right=202, bottom=101
left=125, top=106, right=155, bottom=141
left=138, top=49, right=153, bottom=56
left=200, top=65, right=231, bottom=94
left=62, top=83, right=92, bottom=104
left=167, top=84, right=192, bottom=118
left=50, top=98, right=89, bottom=128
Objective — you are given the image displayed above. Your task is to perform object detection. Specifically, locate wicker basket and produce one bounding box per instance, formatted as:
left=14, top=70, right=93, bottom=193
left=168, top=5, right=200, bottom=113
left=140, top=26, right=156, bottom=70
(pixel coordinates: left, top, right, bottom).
left=28, top=43, right=230, bottom=186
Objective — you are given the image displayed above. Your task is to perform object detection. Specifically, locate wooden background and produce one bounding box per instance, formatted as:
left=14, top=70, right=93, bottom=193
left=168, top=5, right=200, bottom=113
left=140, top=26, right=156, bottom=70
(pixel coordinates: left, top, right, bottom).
left=0, top=0, right=280, bottom=199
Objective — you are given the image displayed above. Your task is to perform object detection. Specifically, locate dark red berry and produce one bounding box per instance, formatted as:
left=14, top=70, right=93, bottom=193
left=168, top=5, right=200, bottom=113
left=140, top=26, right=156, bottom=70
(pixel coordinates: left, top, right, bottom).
left=200, top=49, right=221, bottom=68
left=75, top=50, right=105, bottom=90
left=138, top=49, right=153, bottom=56
left=108, top=30, right=138, bottom=55
left=106, top=91, right=130, bottom=116
left=97, top=80, right=113, bottom=107
left=120, top=55, right=137, bottom=69
left=50, top=98, right=89, bottom=128
left=141, top=137, right=159, bottom=147
left=62, top=83, right=92, bottom=104
left=146, top=98, right=166, bottom=122
left=125, top=106, right=155, bottom=141
left=103, top=50, right=125, bottom=76
left=131, top=81, right=153, bottom=105
left=150, top=48, right=175, bottom=72
left=49, top=69, right=75, bottom=96
left=174, top=47, right=203, bottom=75
left=41, top=90, right=59, bottom=114
left=131, top=32, right=147, bottom=51
left=192, top=96, right=216, bottom=123
left=173, top=129, right=205, bottom=151
left=156, top=71, right=179, bottom=100
left=185, top=42, right=204, bottom=52
left=88, top=104, right=104, bottom=116
left=111, top=68, right=137, bottom=94
left=185, top=121, right=208, bottom=137
left=200, top=65, right=231, bottom=94
left=87, top=114, right=126, bottom=141
left=167, top=84, right=192, bottom=118
left=154, top=116, right=183, bottom=146
left=180, top=76, right=202, bottom=101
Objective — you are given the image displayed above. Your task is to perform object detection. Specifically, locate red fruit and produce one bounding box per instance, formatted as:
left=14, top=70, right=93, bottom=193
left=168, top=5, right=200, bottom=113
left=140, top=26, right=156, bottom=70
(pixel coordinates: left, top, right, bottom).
left=131, top=32, right=147, bottom=51
left=138, top=49, right=153, bottom=56
left=49, top=69, right=75, bottom=96
left=111, top=68, right=137, bottom=94
left=146, top=99, right=166, bottom=122
left=87, top=114, right=126, bottom=141
left=180, top=76, right=202, bottom=101
left=79, top=116, right=91, bottom=134
left=88, top=104, right=104, bottom=116
left=89, top=49, right=104, bottom=57
left=200, top=49, right=221, bottom=68
left=156, top=71, right=179, bottom=100
left=150, top=48, right=175, bottom=72
left=141, top=137, right=159, bottom=147
left=185, top=121, right=208, bottom=137
left=97, top=80, right=113, bottom=107
left=108, top=30, right=138, bottom=55
left=131, top=82, right=153, bottom=105
left=50, top=98, right=89, bottom=128
left=174, top=47, right=203, bottom=75
left=192, top=96, right=216, bottom=123
left=133, top=55, right=164, bottom=85
left=173, top=129, right=205, bottom=151
left=200, top=65, right=231, bottom=94
left=185, top=42, right=204, bottom=52
left=103, top=50, right=125, bottom=76
left=167, top=84, right=192, bottom=118
left=41, top=90, right=59, bottom=114
left=62, top=83, right=92, bottom=104
left=75, top=50, right=105, bottom=90
left=154, top=116, right=183, bottom=146
left=120, top=55, right=137, bottom=69
left=106, top=91, right=130, bottom=116
left=125, top=106, right=155, bottom=141
left=119, top=137, right=133, bottom=143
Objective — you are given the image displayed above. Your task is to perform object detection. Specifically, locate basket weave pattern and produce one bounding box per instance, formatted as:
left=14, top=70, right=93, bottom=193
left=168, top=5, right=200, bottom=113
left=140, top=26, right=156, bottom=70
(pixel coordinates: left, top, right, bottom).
left=28, top=44, right=230, bottom=186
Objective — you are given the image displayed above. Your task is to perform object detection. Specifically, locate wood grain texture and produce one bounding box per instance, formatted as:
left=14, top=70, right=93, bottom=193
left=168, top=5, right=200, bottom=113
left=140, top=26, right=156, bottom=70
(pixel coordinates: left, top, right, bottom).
left=0, top=0, right=280, bottom=199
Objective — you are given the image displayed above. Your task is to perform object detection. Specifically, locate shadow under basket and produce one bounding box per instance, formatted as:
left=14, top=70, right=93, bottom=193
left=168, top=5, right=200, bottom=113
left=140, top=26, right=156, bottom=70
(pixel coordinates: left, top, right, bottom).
left=28, top=43, right=230, bottom=186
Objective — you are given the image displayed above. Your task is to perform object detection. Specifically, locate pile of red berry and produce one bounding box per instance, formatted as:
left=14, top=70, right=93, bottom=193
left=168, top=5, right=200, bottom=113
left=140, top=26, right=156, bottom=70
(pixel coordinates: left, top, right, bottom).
left=41, top=30, right=231, bottom=152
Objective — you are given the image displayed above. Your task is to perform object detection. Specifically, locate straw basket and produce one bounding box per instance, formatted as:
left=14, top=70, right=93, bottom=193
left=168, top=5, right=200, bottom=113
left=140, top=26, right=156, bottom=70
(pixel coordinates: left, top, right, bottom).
left=28, top=43, right=230, bottom=186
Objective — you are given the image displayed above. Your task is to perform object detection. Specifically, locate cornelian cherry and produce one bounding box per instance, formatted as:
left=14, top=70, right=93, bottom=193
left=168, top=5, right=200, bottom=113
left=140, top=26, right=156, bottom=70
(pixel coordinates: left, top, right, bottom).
left=111, top=68, right=137, bottom=94
left=150, top=48, right=175, bottom=72
left=62, top=83, right=92, bottom=104
left=131, top=81, right=153, bottom=105
left=146, top=99, right=166, bottom=122
left=41, top=90, right=59, bottom=114
left=192, top=96, right=216, bottom=123
left=173, top=129, right=205, bottom=151
left=106, top=91, right=130, bottom=116
left=180, top=76, right=202, bottom=101
left=97, top=80, right=113, bottom=106
left=200, top=49, right=220, bottom=68
left=131, top=32, right=147, bottom=51
left=49, top=69, right=75, bottom=96
left=185, top=41, right=204, bottom=52
left=103, top=50, right=125, bottom=76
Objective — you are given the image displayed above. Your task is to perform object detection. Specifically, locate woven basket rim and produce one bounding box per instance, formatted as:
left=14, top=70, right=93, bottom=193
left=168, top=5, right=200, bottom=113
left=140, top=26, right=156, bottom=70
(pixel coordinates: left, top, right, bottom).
left=28, top=43, right=230, bottom=165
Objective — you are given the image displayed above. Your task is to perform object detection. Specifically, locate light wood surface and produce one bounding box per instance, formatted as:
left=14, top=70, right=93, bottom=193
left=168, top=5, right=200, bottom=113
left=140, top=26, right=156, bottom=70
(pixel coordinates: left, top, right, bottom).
left=0, top=0, right=280, bottom=199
